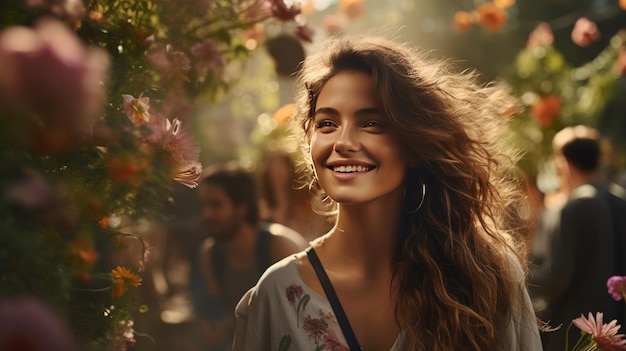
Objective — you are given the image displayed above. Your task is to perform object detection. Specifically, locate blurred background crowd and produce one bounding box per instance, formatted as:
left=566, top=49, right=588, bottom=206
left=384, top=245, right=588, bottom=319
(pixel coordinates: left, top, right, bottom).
left=1, top=0, right=625, bottom=350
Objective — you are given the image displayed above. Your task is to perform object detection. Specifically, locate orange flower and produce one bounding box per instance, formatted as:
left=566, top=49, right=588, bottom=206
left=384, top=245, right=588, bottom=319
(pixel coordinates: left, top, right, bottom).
left=69, top=238, right=98, bottom=266
left=531, top=94, right=561, bottom=128
left=476, top=2, right=508, bottom=32
left=111, top=279, right=126, bottom=298
left=621, top=0, right=626, bottom=10
left=494, top=0, right=515, bottom=9
left=273, top=103, right=296, bottom=126
left=338, top=0, right=364, bottom=19
left=111, top=266, right=142, bottom=298
left=98, top=217, right=110, bottom=229
left=106, top=157, right=140, bottom=183
left=453, top=11, right=474, bottom=33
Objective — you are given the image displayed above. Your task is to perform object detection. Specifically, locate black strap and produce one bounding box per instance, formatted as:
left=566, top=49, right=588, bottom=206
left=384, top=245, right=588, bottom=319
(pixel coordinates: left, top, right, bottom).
left=306, top=247, right=361, bottom=351
left=255, top=229, right=272, bottom=274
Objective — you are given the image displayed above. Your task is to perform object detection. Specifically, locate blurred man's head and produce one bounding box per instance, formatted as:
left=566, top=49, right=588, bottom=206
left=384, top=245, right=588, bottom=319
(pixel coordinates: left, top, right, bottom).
left=552, top=125, right=601, bottom=192
left=199, top=163, right=259, bottom=241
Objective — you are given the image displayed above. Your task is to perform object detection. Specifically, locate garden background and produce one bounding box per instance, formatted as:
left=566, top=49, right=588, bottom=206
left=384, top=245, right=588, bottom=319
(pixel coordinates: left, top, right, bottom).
left=0, top=0, right=625, bottom=350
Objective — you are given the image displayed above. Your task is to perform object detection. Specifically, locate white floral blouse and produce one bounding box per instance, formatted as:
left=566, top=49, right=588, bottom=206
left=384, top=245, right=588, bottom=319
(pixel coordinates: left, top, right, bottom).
left=232, top=251, right=543, bottom=351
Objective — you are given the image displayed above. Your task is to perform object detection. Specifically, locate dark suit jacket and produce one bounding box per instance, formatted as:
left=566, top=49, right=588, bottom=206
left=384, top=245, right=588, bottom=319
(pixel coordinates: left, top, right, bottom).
left=530, top=180, right=626, bottom=351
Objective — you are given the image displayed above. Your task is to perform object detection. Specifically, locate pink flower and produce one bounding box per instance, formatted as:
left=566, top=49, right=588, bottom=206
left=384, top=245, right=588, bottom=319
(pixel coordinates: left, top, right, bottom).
left=270, top=0, right=301, bottom=21
left=295, top=25, right=314, bottom=43
left=571, top=17, right=601, bottom=48
left=172, top=162, right=202, bottom=189
left=0, top=18, right=109, bottom=143
left=527, top=23, right=554, bottom=49
left=0, top=297, right=80, bottom=351
left=145, top=44, right=191, bottom=82
left=572, top=312, right=626, bottom=350
left=323, top=329, right=350, bottom=351
left=190, top=38, right=225, bottom=76
left=160, top=88, right=194, bottom=122
left=122, top=93, right=151, bottom=125
left=608, top=276, right=626, bottom=301
left=242, top=0, right=272, bottom=22
left=285, top=285, right=304, bottom=304
left=145, top=113, right=202, bottom=188
left=303, top=316, right=329, bottom=345
left=322, top=14, right=348, bottom=37
left=161, top=118, right=200, bottom=164
left=24, top=0, right=85, bottom=21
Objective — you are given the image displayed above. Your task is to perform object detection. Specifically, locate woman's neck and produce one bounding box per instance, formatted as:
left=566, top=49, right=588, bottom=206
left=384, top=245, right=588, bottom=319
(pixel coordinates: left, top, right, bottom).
left=318, top=200, right=403, bottom=275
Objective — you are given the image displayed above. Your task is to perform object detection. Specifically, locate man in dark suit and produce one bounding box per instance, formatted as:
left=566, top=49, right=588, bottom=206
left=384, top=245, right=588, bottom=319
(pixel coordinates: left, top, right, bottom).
left=529, top=125, right=626, bottom=351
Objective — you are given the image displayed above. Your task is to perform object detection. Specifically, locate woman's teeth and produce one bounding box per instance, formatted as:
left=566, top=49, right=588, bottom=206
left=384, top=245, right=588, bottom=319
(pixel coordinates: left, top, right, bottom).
left=333, top=165, right=370, bottom=173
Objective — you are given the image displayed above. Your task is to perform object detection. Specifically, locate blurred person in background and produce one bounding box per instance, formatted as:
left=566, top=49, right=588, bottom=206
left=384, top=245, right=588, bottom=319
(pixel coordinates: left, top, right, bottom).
left=258, top=150, right=333, bottom=241
left=529, top=125, right=626, bottom=351
left=191, top=162, right=307, bottom=350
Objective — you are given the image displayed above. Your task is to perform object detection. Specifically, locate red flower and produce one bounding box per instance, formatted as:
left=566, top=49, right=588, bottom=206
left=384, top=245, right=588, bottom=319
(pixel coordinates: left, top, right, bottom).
left=303, top=316, right=329, bottom=344
left=285, top=284, right=304, bottom=304
left=531, top=94, right=561, bottom=128
left=476, top=2, right=508, bottom=32
left=270, top=0, right=301, bottom=21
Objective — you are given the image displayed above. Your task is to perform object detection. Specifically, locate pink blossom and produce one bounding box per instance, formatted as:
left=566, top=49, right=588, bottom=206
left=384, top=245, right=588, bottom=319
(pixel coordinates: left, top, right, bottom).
left=24, top=0, right=85, bottom=21
left=322, top=14, right=348, bottom=37
left=608, top=276, right=626, bottom=301
left=571, top=17, right=601, bottom=47
left=242, top=0, right=272, bottom=22
left=160, top=88, right=194, bottom=122
left=6, top=170, right=57, bottom=212
left=172, top=162, right=202, bottom=189
left=270, top=0, right=301, bottom=21
left=573, top=312, right=626, bottom=350
left=160, top=118, right=200, bottom=164
left=527, top=23, right=554, bottom=49
left=190, top=38, right=225, bottom=76
left=285, top=285, right=304, bottom=304
left=145, top=113, right=202, bottom=188
left=323, top=329, right=350, bottom=351
left=303, top=315, right=329, bottom=345
left=0, top=18, right=109, bottom=142
left=145, top=44, right=191, bottom=82
left=121, top=93, right=151, bottom=125
left=0, top=297, right=80, bottom=351
left=295, top=25, right=315, bottom=43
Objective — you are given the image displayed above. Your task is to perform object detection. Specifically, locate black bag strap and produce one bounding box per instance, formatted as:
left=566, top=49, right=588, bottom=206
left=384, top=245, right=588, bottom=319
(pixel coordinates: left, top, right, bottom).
left=306, top=247, right=361, bottom=351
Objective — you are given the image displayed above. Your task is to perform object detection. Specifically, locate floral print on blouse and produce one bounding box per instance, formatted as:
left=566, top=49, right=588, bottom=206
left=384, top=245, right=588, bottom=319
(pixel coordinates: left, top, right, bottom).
left=232, top=251, right=542, bottom=351
left=232, top=252, right=405, bottom=351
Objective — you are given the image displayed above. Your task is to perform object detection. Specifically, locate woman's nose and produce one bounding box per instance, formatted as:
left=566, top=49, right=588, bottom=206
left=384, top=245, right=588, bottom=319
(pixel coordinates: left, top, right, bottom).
left=333, top=126, right=359, bottom=153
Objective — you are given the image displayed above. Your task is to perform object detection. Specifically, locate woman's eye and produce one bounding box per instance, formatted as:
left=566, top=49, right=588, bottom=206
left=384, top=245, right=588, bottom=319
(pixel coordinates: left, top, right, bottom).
left=364, top=120, right=385, bottom=129
left=315, top=120, right=335, bottom=129
left=364, top=121, right=378, bottom=127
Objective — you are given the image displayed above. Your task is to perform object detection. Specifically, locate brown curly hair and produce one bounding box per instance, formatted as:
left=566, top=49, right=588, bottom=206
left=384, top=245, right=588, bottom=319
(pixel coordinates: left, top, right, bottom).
left=292, top=35, right=533, bottom=350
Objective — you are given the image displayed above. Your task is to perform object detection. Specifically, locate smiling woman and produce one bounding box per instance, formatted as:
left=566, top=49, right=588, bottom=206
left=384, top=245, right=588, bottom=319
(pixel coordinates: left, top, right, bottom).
left=232, top=35, right=544, bottom=351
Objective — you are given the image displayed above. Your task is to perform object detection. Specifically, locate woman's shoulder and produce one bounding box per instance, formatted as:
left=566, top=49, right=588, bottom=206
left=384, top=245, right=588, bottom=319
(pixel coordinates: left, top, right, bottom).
left=239, top=250, right=309, bottom=303
left=259, top=250, right=307, bottom=286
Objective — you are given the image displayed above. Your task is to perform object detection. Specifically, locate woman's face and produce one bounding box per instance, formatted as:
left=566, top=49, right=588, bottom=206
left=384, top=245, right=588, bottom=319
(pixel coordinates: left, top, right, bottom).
left=310, top=70, right=408, bottom=206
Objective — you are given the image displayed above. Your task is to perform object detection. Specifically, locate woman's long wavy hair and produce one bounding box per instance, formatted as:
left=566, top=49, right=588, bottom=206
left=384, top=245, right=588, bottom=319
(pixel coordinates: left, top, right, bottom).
left=292, top=35, right=532, bottom=350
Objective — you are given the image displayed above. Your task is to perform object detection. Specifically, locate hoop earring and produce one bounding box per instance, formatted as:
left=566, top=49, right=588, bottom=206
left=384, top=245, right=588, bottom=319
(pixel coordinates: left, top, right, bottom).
left=404, top=180, right=426, bottom=213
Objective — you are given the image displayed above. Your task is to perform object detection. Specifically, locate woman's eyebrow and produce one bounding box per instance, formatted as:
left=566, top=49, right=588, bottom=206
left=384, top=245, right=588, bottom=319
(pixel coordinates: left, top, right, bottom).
left=314, top=107, right=381, bottom=117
